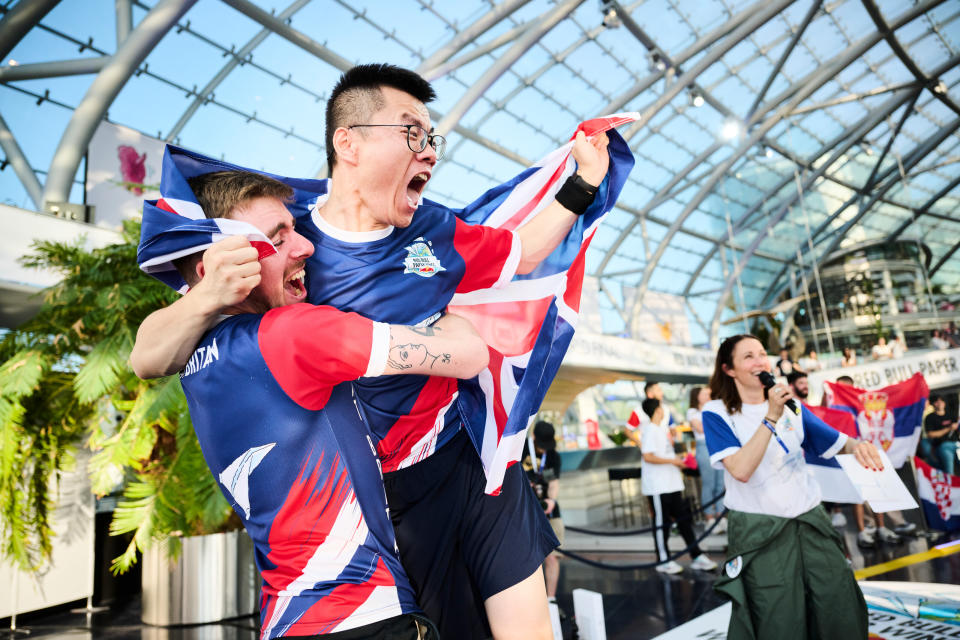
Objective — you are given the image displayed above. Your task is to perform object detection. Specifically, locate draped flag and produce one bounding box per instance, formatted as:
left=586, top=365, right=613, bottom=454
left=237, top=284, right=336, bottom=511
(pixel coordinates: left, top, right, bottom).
left=803, top=404, right=863, bottom=503
left=914, top=457, right=960, bottom=531
left=823, top=373, right=929, bottom=468
left=449, top=114, right=636, bottom=493
left=137, top=114, right=638, bottom=495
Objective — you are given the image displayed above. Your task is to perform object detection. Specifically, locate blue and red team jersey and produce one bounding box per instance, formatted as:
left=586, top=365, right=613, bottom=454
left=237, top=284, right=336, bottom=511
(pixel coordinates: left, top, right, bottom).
left=296, top=202, right=519, bottom=472
left=179, top=303, right=419, bottom=639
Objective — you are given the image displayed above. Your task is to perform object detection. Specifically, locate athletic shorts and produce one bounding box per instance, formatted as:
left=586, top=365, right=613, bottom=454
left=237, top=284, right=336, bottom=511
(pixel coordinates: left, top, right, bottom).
left=383, top=428, right=559, bottom=640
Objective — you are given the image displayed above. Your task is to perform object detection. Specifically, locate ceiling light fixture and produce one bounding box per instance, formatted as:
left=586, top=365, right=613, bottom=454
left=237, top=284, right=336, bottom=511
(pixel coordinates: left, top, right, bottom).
left=601, top=4, right=621, bottom=28
left=688, top=86, right=704, bottom=107
left=720, top=119, right=742, bottom=141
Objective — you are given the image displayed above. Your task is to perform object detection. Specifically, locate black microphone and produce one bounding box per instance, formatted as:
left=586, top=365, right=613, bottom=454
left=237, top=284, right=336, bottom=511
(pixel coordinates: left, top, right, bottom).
left=757, top=371, right=800, bottom=415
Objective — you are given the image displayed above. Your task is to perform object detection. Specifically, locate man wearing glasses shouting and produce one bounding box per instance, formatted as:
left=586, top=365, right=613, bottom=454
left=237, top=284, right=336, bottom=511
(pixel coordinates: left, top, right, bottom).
left=133, top=63, right=610, bottom=640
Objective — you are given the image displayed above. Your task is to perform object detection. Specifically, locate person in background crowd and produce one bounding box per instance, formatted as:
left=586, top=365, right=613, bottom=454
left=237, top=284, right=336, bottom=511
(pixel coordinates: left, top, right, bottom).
left=871, top=336, right=893, bottom=360
left=688, top=386, right=725, bottom=533
left=841, top=347, right=857, bottom=367
left=703, top=334, right=881, bottom=638
left=891, top=335, right=907, bottom=359
left=802, top=350, right=823, bottom=372
left=522, top=421, right=565, bottom=609
left=836, top=375, right=855, bottom=386
left=931, top=329, right=950, bottom=350
left=641, top=398, right=717, bottom=575
left=922, top=394, right=959, bottom=475
left=776, top=347, right=800, bottom=377
left=626, top=380, right=675, bottom=447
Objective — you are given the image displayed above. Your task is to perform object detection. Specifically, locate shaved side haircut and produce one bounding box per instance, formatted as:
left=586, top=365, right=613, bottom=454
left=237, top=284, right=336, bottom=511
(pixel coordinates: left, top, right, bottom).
left=325, top=63, right=437, bottom=169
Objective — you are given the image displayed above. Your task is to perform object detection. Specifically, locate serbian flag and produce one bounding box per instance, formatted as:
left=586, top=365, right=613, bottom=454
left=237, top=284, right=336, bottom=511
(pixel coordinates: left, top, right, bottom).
left=915, top=457, right=960, bottom=531
left=803, top=404, right=863, bottom=502
left=823, top=373, right=929, bottom=468
left=136, top=114, right=638, bottom=495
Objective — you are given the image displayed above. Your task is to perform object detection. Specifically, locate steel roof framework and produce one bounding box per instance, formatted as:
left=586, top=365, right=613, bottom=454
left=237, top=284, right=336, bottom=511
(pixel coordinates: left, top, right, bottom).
left=1, top=0, right=959, bottom=346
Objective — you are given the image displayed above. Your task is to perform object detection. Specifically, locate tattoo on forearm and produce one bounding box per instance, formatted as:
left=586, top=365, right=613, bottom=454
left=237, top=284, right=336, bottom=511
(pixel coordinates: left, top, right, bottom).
left=387, top=340, right=452, bottom=370
left=408, top=325, right=438, bottom=337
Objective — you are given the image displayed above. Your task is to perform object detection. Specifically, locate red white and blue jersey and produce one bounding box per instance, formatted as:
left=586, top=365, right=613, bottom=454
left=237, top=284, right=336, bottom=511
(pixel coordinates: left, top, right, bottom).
left=295, top=206, right=519, bottom=472
left=179, top=304, right=419, bottom=638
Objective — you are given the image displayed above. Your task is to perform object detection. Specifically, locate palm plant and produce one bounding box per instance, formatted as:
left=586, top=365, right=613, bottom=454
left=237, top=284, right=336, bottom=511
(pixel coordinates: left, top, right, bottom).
left=0, top=219, right=234, bottom=574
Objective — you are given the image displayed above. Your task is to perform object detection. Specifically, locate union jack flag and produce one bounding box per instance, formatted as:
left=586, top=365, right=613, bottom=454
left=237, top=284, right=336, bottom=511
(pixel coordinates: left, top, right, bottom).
left=137, top=114, right=637, bottom=495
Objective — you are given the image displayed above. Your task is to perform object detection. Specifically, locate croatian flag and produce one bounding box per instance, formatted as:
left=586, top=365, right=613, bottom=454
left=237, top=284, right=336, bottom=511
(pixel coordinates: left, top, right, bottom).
left=136, top=114, right=638, bottom=495
left=803, top=404, right=863, bottom=503
left=823, top=373, right=929, bottom=468
left=915, top=457, right=960, bottom=531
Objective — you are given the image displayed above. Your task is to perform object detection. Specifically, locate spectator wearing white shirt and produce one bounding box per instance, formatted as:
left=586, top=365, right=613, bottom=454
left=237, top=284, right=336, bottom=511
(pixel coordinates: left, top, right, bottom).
left=625, top=380, right=675, bottom=447
left=641, top=398, right=717, bottom=575
left=689, top=386, right=724, bottom=531
left=931, top=329, right=949, bottom=350
left=871, top=336, right=892, bottom=360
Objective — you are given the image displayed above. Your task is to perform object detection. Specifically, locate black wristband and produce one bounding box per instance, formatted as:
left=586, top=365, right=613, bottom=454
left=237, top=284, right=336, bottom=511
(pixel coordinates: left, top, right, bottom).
left=555, top=174, right=598, bottom=215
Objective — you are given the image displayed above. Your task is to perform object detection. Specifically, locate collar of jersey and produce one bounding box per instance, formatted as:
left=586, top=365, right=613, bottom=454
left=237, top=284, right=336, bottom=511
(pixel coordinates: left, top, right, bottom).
left=310, top=199, right=395, bottom=244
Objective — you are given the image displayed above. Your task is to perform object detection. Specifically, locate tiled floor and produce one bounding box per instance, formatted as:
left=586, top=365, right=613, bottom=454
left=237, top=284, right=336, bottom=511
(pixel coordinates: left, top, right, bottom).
left=6, top=517, right=960, bottom=640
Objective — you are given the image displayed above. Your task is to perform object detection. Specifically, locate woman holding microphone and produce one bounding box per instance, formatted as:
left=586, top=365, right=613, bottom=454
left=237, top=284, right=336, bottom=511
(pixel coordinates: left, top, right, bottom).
left=702, top=334, right=882, bottom=639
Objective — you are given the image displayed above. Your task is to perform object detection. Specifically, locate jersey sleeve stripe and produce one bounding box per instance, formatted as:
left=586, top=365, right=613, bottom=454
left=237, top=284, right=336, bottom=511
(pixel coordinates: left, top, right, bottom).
left=364, top=322, right=390, bottom=378
left=821, top=432, right=847, bottom=459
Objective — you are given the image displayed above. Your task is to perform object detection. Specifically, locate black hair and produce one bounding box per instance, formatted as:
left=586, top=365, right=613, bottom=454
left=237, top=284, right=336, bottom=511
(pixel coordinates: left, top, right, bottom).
left=325, top=63, right=437, bottom=169
left=836, top=375, right=854, bottom=385
left=786, top=370, right=807, bottom=386
left=641, top=397, right=661, bottom=419
left=644, top=381, right=660, bottom=396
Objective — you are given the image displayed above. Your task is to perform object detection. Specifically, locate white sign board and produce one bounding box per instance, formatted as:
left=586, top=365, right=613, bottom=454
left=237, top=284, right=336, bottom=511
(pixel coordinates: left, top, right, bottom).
left=86, top=121, right=164, bottom=230
left=652, top=581, right=960, bottom=639
left=564, top=332, right=714, bottom=379
left=808, top=348, right=960, bottom=404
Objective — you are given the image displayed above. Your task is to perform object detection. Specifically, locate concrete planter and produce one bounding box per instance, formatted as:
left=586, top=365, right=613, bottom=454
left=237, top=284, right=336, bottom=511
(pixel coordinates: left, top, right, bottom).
left=141, top=530, right=257, bottom=626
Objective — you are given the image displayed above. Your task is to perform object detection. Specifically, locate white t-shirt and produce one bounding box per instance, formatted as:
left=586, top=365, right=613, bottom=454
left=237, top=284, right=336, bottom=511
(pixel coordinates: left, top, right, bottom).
left=687, top=407, right=705, bottom=442
left=872, top=343, right=892, bottom=360
left=627, top=403, right=674, bottom=432
left=640, top=421, right=684, bottom=496
left=701, top=399, right=847, bottom=518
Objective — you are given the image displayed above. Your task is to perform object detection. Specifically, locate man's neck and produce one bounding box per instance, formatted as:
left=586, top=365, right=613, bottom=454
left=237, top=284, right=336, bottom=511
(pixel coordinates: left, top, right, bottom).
left=318, top=174, right=390, bottom=233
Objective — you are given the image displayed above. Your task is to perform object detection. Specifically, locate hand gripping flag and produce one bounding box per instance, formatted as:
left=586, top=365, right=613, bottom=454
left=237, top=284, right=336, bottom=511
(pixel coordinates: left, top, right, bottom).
left=823, top=373, right=929, bottom=468
left=914, top=457, right=960, bottom=532
left=137, top=114, right=638, bottom=495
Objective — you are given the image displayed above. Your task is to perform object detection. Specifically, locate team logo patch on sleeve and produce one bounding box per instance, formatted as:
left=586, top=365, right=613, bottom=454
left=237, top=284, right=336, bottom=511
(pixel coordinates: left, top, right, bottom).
left=402, top=237, right=445, bottom=277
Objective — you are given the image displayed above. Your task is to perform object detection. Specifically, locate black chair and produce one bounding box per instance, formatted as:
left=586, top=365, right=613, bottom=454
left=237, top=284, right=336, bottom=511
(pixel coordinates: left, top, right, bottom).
left=607, top=466, right=642, bottom=526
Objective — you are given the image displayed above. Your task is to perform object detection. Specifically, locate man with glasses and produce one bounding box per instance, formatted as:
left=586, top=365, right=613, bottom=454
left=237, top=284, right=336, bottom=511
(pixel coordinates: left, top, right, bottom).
left=133, top=63, right=611, bottom=640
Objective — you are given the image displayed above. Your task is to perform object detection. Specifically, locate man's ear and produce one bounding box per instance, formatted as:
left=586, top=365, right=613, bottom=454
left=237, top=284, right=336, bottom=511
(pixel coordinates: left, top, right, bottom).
left=195, top=258, right=206, bottom=282
left=331, top=127, right=358, bottom=166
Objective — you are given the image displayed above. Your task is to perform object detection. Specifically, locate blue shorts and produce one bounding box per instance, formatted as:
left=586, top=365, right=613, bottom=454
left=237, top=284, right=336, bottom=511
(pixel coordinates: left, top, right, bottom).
left=383, top=428, right=558, bottom=640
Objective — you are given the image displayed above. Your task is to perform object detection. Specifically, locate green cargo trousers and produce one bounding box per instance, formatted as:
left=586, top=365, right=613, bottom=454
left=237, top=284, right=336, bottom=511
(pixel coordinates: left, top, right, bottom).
left=714, top=505, right=868, bottom=640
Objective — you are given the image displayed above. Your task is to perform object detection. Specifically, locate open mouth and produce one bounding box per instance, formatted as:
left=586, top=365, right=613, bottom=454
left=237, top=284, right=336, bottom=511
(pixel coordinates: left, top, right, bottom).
left=406, top=171, right=430, bottom=209
left=285, top=268, right=306, bottom=300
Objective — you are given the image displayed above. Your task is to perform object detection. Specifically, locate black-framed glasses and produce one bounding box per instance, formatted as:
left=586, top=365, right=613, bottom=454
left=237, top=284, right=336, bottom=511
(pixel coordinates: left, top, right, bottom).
left=347, top=124, right=446, bottom=160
